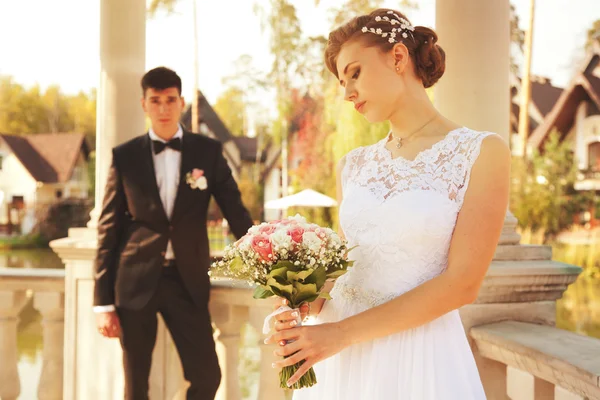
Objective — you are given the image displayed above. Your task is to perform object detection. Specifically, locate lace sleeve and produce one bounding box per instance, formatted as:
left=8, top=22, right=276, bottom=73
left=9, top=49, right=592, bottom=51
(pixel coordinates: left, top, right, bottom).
left=454, top=131, right=497, bottom=208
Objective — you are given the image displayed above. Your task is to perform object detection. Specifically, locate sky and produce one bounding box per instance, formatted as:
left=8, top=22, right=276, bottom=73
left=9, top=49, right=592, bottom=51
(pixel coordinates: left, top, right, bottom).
left=0, top=0, right=598, bottom=108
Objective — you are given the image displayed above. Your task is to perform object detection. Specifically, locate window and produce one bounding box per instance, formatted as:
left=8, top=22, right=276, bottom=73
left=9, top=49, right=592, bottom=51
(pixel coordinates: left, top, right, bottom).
left=588, top=142, right=600, bottom=171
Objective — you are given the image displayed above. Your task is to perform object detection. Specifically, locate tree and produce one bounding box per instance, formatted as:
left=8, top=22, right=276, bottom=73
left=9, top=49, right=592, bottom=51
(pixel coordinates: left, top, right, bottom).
left=213, top=87, right=247, bottom=136
left=0, top=77, right=96, bottom=143
left=586, top=19, right=600, bottom=51
left=510, top=130, right=593, bottom=242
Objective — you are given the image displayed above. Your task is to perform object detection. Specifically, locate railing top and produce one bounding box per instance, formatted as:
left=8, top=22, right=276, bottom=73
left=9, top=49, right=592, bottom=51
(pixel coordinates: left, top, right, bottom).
left=471, top=321, right=600, bottom=397
left=0, top=268, right=65, bottom=292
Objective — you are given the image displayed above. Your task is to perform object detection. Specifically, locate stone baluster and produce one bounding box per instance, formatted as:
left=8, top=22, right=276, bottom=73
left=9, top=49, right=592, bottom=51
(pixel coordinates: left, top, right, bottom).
left=34, top=291, right=65, bottom=400
left=506, top=366, right=554, bottom=400
left=248, top=304, right=288, bottom=400
left=210, top=302, right=249, bottom=400
left=0, top=290, right=27, bottom=400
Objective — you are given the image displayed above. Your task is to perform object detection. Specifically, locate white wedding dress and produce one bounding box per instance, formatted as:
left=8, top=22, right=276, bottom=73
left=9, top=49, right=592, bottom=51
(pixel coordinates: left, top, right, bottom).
left=293, top=127, right=492, bottom=400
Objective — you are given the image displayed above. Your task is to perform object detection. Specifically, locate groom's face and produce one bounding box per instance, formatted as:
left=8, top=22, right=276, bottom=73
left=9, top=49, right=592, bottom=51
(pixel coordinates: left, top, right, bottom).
left=141, top=87, right=185, bottom=134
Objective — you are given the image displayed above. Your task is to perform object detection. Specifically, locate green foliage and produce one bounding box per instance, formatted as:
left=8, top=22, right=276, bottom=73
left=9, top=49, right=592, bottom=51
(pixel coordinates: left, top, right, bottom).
left=0, top=76, right=96, bottom=144
left=510, top=130, right=593, bottom=241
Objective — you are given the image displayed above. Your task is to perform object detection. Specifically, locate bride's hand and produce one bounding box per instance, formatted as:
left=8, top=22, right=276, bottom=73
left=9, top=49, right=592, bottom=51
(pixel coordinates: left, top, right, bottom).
left=271, top=298, right=310, bottom=332
left=264, top=322, right=349, bottom=387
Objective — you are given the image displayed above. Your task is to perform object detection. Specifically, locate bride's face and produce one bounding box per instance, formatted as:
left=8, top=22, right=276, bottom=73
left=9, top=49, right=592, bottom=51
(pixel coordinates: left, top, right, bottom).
left=336, top=40, right=405, bottom=123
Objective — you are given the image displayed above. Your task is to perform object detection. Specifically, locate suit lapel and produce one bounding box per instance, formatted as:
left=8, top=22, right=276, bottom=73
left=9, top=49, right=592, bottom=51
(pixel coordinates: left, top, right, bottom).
left=170, top=132, right=196, bottom=223
left=141, top=134, right=169, bottom=223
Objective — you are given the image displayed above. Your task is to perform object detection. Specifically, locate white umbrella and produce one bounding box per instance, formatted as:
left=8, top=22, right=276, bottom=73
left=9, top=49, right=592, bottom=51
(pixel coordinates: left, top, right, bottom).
left=264, top=189, right=338, bottom=209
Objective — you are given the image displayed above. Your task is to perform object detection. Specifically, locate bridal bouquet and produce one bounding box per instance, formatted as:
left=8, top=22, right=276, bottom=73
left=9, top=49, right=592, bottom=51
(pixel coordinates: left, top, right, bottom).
left=211, top=214, right=354, bottom=389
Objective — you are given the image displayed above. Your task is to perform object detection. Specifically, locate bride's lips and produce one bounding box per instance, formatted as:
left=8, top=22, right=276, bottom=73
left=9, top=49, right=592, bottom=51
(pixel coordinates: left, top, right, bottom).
left=354, top=101, right=366, bottom=112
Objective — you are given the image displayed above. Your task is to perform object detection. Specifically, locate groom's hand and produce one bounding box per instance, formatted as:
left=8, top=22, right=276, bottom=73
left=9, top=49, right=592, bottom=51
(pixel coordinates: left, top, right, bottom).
left=96, top=311, right=121, bottom=338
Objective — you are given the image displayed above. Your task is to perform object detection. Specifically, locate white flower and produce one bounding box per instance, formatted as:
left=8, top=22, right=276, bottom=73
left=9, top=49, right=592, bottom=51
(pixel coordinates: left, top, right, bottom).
left=194, top=176, right=208, bottom=190
left=376, top=28, right=382, bottom=34
left=402, top=32, right=408, bottom=39
left=271, top=229, right=293, bottom=250
left=361, top=27, right=368, bottom=32
left=382, top=33, right=388, bottom=37
left=289, top=214, right=307, bottom=224
left=387, top=10, right=393, bottom=14
left=375, top=16, right=381, bottom=21
left=388, top=38, right=396, bottom=43
left=302, top=232, right=322, bottom=253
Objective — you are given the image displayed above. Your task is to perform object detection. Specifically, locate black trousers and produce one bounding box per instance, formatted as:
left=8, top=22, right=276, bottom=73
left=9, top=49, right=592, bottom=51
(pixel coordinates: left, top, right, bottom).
left=117, top=266, right=220, bottom=400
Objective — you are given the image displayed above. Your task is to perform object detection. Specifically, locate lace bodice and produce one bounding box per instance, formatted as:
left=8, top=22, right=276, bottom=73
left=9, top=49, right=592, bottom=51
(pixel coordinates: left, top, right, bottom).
left=332, top=127, right=495, bottom=311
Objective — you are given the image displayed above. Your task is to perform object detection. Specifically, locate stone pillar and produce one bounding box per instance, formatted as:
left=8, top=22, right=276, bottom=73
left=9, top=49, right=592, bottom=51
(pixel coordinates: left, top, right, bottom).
left=0, top=290, right=27, bottom=400
left=210, top=303, right=249, bottom=400
left=435, top=0, right=510, bottom=140
left=248, top=306, right=288, bottom=400
left=35, top=292, right=65, bottom=400
left=435, top=0, right=519, bottom=245
left=88, top=0, right=146, bottom=227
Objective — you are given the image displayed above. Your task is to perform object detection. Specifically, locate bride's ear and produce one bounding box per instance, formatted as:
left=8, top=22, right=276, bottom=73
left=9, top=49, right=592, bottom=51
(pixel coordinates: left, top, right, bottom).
left=391, top=43, right=410, bottom=74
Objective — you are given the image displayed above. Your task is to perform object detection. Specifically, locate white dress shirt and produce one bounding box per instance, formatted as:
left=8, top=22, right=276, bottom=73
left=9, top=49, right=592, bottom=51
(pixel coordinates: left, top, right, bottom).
left=93, top=125, right=183, bottom=313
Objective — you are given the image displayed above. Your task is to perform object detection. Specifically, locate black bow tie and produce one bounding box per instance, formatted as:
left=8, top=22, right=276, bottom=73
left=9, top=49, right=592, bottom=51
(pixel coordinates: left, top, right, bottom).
left=152, top=137, right=182, bottom=154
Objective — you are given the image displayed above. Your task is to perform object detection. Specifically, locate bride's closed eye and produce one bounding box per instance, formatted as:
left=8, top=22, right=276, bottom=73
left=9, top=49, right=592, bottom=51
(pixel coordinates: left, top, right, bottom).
left=352, top=68, right=360, bottom=80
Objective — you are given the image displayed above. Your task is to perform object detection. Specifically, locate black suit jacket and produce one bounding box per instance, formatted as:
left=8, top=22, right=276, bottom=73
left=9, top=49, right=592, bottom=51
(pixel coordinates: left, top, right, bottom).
left=93, top=131, right=253, bottom=310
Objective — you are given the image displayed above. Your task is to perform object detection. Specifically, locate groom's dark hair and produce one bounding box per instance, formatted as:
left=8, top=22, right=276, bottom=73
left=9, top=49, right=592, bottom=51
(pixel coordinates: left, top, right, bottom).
left=141, top=67, right=182, bottom=96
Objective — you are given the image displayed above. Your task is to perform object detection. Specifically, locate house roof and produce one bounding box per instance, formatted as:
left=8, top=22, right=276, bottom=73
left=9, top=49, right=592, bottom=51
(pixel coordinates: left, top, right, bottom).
left=0, top=132, right=89, bottom=183
left=528, top=44, right=600, bottom=149
left=511, top=76, right=563, bottom=136
left=180, top=90, right=235, bottom=143
left=232, top=136, right=269, bottom=163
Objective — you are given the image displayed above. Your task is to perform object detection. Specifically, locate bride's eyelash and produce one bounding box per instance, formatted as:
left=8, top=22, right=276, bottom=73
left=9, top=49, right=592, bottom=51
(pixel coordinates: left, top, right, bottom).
left=352, top=69, right=360, bottom=79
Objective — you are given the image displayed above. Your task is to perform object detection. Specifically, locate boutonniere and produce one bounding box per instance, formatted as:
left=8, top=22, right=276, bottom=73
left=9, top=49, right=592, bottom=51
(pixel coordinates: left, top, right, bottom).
left=186, top=169, right=208, bottom=190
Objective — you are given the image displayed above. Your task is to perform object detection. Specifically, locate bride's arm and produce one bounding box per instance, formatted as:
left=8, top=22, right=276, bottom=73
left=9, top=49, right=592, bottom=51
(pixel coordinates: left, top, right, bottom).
left=266, top=135, right=510, bottom=386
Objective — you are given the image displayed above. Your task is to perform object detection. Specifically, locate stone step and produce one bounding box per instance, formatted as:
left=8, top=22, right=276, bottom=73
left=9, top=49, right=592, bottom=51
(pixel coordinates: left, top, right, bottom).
left=493, top=244, right=553, bottom=261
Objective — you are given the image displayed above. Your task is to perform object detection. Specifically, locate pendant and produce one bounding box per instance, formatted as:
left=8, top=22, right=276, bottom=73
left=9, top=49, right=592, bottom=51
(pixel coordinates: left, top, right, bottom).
left=396, top=138, right=403, bottom=149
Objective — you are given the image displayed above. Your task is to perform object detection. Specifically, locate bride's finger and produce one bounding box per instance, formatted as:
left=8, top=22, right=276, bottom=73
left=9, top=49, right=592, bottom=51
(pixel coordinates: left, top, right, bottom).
left=264, top=327, right=300, bottom=344
left=274, top=318, right=299, bottom=331
left=273, top=349, right=307, bottom=369
left=274, top=340, right=301, bottom=357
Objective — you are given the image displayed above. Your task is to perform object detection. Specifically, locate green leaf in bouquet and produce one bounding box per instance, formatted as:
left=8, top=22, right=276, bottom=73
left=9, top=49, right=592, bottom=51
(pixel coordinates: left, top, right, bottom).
left=267, top=277, right=293, bottom=296
left=293, top=282, right=319, bottom=305
left=272, top=260, right=300, bottom=271
left=304, top=267, right=327, bottom=290
left=318, top=291, right=332, bottom=300
left=286, top=269, right=314, bottom=282
left=269, top=266, right=289, bottom=280
left=253, top=285, right=275, bottom=299
left=229, top=256, right=245, bottom=275
left=326, top=269, right=348, bottom=279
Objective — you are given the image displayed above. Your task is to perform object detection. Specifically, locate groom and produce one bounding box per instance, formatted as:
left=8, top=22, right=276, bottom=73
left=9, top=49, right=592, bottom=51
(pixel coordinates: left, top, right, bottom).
left=93, top=66, right=254, bottom=400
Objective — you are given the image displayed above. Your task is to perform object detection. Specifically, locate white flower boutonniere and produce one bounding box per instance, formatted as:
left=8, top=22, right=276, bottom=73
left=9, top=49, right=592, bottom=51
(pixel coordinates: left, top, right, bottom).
left=186, top=168, right=208, bottom=190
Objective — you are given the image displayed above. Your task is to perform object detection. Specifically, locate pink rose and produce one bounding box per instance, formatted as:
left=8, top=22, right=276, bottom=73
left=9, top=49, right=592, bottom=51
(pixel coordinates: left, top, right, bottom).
left=259, top=224, right=277, bottom=235
left=251, top=234, right=273, bottom=261
left=287, top=226, right=305, bottom=243
left=191, top=169, right=204, bottom=179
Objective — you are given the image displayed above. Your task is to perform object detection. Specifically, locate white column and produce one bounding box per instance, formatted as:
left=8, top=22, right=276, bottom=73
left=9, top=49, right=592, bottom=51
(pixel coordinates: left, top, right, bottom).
left=248, top=306, right=288, bottom=400
left=575, top=101, right=588, bottom=170
left=435, top=0, right=519, bottom=246
left=35, top=292, right=65, bottom=400
left=435, top=0, right=510, bottom=141
left=0, top=290, right=27, bottom=400
left=210, top=303, right=249, bottom=400
left=88, top=0, right=147, bottom=227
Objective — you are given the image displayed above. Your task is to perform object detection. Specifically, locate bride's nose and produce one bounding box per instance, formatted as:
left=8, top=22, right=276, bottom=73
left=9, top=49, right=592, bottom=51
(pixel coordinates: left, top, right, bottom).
left=344, top=85, right=357, bottom=102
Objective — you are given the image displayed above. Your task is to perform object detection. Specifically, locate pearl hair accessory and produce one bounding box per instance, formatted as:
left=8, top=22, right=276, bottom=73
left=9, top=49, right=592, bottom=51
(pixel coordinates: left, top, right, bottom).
left=361, top=11, right=415, bottom=44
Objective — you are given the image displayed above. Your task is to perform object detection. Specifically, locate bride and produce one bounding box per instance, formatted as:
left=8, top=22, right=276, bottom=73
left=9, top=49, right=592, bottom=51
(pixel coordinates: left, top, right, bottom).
left=265, top=8, right=510, bottom=399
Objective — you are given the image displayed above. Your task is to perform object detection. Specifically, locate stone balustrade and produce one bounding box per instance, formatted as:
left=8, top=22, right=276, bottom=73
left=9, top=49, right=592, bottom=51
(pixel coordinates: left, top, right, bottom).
left=471, top=321, right=600, bottom=400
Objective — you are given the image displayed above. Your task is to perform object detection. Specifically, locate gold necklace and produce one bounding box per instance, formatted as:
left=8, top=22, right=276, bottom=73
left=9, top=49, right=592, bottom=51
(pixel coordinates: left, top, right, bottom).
left=390, top=115, right=438, bottom=149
